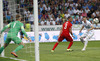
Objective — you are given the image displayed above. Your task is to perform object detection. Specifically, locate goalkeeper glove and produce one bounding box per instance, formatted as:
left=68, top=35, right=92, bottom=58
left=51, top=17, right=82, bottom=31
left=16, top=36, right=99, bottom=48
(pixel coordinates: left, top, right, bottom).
left=27, top=37, right=32, bottom=42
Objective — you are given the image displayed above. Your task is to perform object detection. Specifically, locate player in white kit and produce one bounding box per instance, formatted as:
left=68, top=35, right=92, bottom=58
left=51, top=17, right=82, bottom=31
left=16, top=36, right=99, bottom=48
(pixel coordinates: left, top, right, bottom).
left=79, top=17, right=94, bottom=51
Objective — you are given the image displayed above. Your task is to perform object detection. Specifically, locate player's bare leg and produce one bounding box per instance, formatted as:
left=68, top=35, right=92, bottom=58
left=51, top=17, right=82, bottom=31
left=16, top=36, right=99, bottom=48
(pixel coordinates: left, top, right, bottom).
left=11, top=42, right=25, bottom=57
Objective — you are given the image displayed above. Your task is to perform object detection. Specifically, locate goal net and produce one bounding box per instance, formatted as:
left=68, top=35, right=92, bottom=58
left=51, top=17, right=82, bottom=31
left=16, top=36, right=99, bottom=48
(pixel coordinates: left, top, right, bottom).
left=0, top=0, right=39, bottom=61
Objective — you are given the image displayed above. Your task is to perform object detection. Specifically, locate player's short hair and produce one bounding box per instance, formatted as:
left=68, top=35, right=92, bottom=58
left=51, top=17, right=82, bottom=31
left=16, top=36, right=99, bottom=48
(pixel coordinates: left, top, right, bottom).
left=16, top=14, right=22, bottom=20
left=68, top=16, right=72, bottom=19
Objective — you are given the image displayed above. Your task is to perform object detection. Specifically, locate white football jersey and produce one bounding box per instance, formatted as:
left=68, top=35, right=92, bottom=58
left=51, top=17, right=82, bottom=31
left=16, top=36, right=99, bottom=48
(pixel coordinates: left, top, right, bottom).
left=82, top=20, right=93, bottom=31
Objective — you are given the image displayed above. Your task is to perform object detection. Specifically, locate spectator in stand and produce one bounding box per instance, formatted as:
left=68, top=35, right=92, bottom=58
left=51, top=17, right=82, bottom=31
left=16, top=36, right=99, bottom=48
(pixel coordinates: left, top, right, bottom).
left=38, top=18, right=41, bottom=25
left=92, top=4, right=97, bottom=10
left=73, top=7, right=79, bottom=15
left=6, top=13, right=11, bottom=23
left=69, top=1, right=74, bottom=7
left=3, top=0, right=100, bottom=26
left=62, top=16, right=66, bottom=23
left=85, top=7, right=90, bottom=13
left=89, top=17, right=93, bottom=23
left=42, top=7, right=47, bottom=15
left=92, top=11, right=98, bottom=18
left=60, top=11, right=65, bottom=18
left=51, top=18, right=56, bottom=25
left=48, top=12, right=53, bottom=19
left=65, top=1, right=69, bottom=7
left=46, top=18, right=50, bottom=25
left=72, top=5, right=76, bottom=10
left=45, top=5, right=50, bottom=11
left=82, top=3, right=88, bottom=9
left=25, top=21, right=31, bottom=32
left=40, top=17, right=45, bottom=26
left=43, top=12, right=49, bottom=19
left=3, top=0, right=8, bottom=11
left=73, top=0, right=78, bottom=3
left=81, top=10, right=87, bottom=17
left=90, top=8, right=95, bottom=14
left=71, top=14, right=75, bottom=20
left=28, top=12, right=34, bottom=25
left=87, top=11, right=91, bottom=18
left=56, top=15, right=61, bottom=24
left=24, top=8, right=30, bottom=21
left=20, top=0, right=25, bottom=8
left=68, top=7, right=73, bottom=15
left=43, top=3, right=47, bottom=10
left=88, top=2, right=92, bottom=10
left=39, top=3, right=43, bottom=13
left=95, top=10, right=100, bottom=18
left=10, top=16, right=14, bottom=22
left=77, top=3, right=82, bottom=10
left=79, top=8, right=83, bottom=14
left=78, top=14, right=83, bottom=24
left=50, top=14, right=55, bottom=22
left=38, top=12, right=42, bottom=20
left=65, top=11, right=70, bottom=19
left=55, top=4, right=59, bottom=11
left=75, top=17, right=79, bottom=24
left=54, top=12, right=58, bottom=19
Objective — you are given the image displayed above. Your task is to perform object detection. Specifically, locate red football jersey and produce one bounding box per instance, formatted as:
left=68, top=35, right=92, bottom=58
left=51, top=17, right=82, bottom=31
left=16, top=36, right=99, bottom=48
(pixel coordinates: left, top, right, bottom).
left=62, top=21, right=72, bottom=34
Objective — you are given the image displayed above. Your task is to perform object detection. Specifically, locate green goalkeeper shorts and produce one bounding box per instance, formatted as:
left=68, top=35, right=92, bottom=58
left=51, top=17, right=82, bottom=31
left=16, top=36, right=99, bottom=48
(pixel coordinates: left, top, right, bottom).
left=5, top=33, right=22, bottom=44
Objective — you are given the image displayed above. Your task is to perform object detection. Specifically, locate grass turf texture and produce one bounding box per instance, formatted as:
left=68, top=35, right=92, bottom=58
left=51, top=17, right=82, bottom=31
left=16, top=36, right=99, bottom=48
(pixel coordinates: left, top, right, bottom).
left=0, top=41, right=100, bottom=61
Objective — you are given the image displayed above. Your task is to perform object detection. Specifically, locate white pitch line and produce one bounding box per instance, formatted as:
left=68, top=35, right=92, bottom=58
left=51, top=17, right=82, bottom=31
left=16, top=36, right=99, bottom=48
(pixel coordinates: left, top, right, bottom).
left=0, top=56, right=27, bottom=61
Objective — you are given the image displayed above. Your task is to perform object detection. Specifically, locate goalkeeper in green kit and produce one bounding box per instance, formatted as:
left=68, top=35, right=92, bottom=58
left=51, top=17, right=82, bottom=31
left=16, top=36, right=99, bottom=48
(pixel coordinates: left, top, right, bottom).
left=0, top=14, right=31, bottom=57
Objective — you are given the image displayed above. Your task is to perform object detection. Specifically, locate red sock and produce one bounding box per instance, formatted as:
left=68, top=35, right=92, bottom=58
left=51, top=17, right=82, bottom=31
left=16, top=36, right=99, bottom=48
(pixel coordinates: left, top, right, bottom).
left=52, top=42, right=59, bottom=50
left=67, top=41, right=73, bottom=49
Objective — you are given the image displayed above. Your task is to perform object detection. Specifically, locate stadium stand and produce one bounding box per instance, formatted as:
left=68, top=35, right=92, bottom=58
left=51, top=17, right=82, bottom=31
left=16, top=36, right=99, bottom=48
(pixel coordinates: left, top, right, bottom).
left=3, top=0, right=100, bottom=29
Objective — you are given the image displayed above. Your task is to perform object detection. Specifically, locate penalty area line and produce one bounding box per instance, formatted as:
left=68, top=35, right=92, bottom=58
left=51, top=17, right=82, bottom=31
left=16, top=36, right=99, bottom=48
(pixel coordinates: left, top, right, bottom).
left=0, top=56, right=27, bottom=61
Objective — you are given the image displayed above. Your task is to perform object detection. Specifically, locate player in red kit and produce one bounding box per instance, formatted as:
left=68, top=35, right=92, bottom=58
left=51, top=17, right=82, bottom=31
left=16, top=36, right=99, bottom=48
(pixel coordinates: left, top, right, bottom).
left=51, top=16, right=74, bottom=52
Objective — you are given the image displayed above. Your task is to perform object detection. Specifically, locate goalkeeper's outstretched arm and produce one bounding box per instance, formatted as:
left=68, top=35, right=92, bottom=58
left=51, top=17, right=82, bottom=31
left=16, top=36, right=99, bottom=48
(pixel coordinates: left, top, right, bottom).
left=0, top=24, right=10, bottom=34
left=21, top=26, right=31, bottom=42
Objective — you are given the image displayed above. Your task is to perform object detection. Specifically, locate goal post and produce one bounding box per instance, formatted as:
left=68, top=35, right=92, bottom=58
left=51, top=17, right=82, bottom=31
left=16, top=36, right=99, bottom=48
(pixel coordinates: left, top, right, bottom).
left=33, top=0, right=40, bottom=61
left=0, top=0, right=40, bottom=60
left=0, top=0, right=4, bottom=57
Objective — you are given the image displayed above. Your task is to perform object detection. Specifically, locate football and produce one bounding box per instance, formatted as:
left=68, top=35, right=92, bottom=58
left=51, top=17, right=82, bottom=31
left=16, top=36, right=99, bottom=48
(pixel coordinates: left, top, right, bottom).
left=93, top=18, right=99, bottom=24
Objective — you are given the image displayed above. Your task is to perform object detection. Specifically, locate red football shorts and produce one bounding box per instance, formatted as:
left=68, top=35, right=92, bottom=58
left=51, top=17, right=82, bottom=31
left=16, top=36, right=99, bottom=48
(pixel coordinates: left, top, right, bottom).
left=58, top=33, right=73, bottom=42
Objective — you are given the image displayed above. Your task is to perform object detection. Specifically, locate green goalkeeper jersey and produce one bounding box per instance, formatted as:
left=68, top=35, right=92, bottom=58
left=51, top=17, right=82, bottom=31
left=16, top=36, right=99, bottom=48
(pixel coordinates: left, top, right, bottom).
left=1, top=21, right=28, bottom=38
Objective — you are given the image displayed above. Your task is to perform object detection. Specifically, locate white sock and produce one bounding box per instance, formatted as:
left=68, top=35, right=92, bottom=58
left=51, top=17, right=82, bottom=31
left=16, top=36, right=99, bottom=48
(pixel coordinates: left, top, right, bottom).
left=82, top=38, right=88, bottom=50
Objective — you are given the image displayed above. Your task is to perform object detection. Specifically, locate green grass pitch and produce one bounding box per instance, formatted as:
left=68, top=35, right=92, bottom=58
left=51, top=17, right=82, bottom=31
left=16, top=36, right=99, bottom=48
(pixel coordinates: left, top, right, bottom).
left=0, top=41, right=100, bottom=61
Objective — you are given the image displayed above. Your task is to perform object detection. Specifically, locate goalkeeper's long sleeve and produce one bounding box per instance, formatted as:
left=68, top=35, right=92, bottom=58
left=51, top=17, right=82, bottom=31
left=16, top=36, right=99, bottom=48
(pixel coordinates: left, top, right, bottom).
left=0, top=24, right=10, bottom=34
left=21, top=26, right=29, bottom=39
